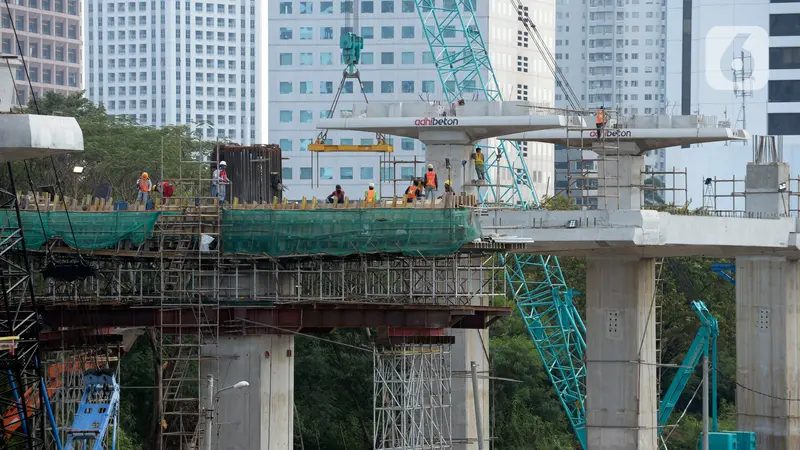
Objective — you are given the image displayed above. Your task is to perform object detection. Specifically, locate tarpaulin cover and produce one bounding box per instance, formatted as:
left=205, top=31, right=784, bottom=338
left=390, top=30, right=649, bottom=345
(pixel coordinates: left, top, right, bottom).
left=220, top=208, right=480, bottom=257
left=0, top=210, right=162, bottom=249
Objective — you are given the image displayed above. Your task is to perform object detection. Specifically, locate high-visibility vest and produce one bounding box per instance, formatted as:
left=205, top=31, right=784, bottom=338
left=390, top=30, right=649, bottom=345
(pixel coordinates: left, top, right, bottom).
left=475, top=152, right=484, bottom=165
left=406, top=184, right=417, bottom=200
left=425, top=171, right=436, bottom=187
left=139, top=178, right=149, bottom=192
left=596, top=110, right=605, bottom=124
left=366, top=189, right=376, bottom=202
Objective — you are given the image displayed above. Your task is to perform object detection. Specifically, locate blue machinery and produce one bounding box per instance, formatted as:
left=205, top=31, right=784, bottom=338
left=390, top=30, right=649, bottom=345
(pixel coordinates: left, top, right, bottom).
left=410, top=2, right=755, bottom=448
left=712, top=263, right=736, bottom=285
left=63, top=370, right=119, bottom=450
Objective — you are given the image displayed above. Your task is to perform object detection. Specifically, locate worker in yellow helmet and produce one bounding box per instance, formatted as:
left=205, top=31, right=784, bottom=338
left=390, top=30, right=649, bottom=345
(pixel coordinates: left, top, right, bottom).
left=136, top=172, right=152, bottom=203
left=365, top=183, right=377, bottom=205
left=441, top=179, right=456, bottom=208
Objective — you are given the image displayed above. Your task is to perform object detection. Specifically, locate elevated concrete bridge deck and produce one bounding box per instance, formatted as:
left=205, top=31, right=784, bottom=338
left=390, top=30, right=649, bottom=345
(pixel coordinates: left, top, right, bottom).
left=477, top=209, right=798, bottom=258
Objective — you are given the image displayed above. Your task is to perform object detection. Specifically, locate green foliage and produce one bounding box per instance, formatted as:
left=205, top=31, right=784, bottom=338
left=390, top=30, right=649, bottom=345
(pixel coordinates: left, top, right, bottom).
left=10, top=92, right=216, bottom=202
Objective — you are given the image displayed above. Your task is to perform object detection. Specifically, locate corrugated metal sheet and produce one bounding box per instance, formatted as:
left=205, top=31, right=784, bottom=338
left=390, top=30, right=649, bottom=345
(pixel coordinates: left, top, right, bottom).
left=214, top=144, right=283, bottom=203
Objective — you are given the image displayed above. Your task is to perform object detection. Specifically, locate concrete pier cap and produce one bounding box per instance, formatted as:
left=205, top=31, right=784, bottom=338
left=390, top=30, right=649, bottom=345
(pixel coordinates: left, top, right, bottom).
left=317, top=101, right=584, bottom=195
left=0, top=114, right=84, bottom=162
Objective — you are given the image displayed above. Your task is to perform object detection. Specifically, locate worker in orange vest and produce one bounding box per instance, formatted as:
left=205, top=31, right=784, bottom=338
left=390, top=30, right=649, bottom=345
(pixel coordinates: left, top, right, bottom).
left=405, top=179, right=421, bottom=203
left=136, top=172, right=152, bottom=203
left=595, top=106, right=607, bottom=141
left=365, top=183, right=377, bottom=205
left=424, top=164, right=438, bottom=200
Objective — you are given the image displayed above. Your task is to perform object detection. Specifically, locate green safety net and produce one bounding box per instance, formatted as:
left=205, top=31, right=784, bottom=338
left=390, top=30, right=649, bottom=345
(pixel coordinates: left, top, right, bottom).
left=221, top=208, right=481, bottom=257
left=0, top=210, right=163, bottom=250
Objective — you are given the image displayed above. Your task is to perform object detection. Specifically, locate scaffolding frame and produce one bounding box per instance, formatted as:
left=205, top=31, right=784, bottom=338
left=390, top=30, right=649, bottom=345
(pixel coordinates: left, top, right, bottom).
left=373, top=343, right=452, bottom=450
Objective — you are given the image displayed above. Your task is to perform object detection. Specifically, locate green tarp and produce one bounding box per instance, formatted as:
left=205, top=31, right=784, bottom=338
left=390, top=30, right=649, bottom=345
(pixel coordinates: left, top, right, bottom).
left=0, top=210, right=162, bottom=250
left=220, top=208, right=481, bottom=257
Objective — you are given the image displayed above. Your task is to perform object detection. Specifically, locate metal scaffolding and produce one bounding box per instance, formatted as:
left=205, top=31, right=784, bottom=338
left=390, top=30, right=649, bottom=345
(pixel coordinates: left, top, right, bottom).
left=373, top=343, right=452, bottom=450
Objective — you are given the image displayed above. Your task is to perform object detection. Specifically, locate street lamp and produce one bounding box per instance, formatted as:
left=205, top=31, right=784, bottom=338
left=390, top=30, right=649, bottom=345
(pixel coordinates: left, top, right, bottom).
left=72, top=166, right=84, bottom=200
left=203, top=375, right=249, bottom=450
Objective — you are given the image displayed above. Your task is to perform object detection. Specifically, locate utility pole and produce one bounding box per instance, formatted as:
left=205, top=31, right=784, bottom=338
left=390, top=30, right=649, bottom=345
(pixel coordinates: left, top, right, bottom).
left=203, top=374, right=214, bottom=450
left=470, top=361, right=485, bottom=450
left=701, top=356, right=709, bottom=450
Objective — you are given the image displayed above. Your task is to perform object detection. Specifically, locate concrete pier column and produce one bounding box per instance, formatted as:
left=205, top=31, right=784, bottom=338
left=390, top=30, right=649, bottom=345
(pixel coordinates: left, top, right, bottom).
left=595, top=144, right=644, bottom=211
left=585, top=257, right=657, bottom=450
left=449, top=261, right=490, bottom=450
left=423, top=141, right=475, bottom=197
left=735, top=256, right=800, bottom=449
left=201, top=335, right=294, bottom=450
left=744, top=162, right=790, bottom=215
left=450, top=328, right=489, bottom=449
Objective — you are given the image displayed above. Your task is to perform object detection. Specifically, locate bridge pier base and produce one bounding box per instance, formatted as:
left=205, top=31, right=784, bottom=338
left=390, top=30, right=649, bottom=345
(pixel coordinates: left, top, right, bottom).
left=201, top=335, right=294, bottom=450
left=585, top=257, right=657, bottom=450
left=736, top=256, right=800, bottom=450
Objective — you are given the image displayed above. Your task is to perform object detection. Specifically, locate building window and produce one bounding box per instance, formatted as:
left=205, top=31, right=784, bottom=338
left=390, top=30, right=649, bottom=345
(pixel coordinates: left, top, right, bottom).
left=320, top=167, right=333, bottom=180
left=362, top=52, right=374, bottom=64
left=282, top=167, right=293, bottom=180
left=401, top=167, right=415, bottom=179
left=381, top=81, right=394, bottom=93
left=280, top=2, right=292, bottom=14
left=321, top=1, right=334, bottom=13
left=300, top=82, right=313, bottom=94
left=770, top=47, right=800, bottom=69
left=770, top=14, right=800, bottom=37
left=279, top=82, right=292, bottom=94
left=401, top=138, right=414, bottom=151
left=401, top=0, right=415, bottom=12
left=320, top=27, right=333, bottom=39
left=401, top=81, right=414, bottom=93
left=320, top=82, right=334, bottom=94
left=768, top=113, right=800, bottom=135
left=340, top=167, right=354, bottom=179
left=422, top=80, right=435, bottom=93
left=280, top=53, right=293, bottom=65
left=280, top=110, right=292, bottom=123
left=300, top=167, right=312, bottom=180
left=299, top=1, right=313, bottom=13
left=362, top=81, right=373, bottom=93
left=361, top=1, right=374, bottom=13
left=280, top=139, right=293, bottom=151
left=300, top=110, right=313, bottom=123
left=768, top=80, right=800, bottom=102
left=381, top=52, right=394, bottom=64
left=401, top=52, right=414, bottom=64
left=341, top=1, right=353, bottom=13
left=381, top=26, right=394, bottom=39
left=360, top=167, right=374, bottom=180
left=320, top=53, right=333, bottom=65
left=280, top=28, right=292, bottom=40
left=299, top=27, right=313, bottom=40
left=422, top=52, right=433, bottom=64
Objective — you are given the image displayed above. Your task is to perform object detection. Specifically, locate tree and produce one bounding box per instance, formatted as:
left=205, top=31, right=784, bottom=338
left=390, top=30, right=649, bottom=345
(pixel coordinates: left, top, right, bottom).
left=10, top=92, right=215, bottom=202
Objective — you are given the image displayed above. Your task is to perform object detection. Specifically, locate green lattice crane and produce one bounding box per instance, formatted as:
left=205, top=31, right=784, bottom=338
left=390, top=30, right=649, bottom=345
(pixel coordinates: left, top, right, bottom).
left=413, top=1, right=588, bottom=447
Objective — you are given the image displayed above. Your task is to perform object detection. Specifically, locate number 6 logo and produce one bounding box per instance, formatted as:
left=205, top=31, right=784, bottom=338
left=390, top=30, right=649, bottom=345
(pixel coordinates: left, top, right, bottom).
left=705, top=26, right=769, bottom=91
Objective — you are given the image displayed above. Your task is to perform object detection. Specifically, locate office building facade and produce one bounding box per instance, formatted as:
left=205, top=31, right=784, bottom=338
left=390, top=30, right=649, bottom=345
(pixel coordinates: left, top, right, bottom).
left=84, top=0, right=261, bottom=143
left=554, top=0, right=667, bottom=207
left=269, top=0, right=556, bottom=201
left=1, top=0, right=82, bottom=104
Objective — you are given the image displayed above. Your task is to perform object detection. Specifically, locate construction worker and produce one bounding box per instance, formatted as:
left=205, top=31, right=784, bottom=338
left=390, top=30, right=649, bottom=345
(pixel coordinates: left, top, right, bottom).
left=441, top=180, right=456, bottom=208
left=405, top=178, right=421, bottom=203
left=365, top=182, right=377, bottom=205
left=424, top=164, right=438, bottom=200
left=212, top=161, right=230, bottom=202
left=327, top=184, right=345, bottom=204
left=595, top=106, right=607, bottom=141
left=156, top=180, right=175, bottom=205
left=473, top=146, right=485, bottom=182
left=136, top=172, right=152, bottom=203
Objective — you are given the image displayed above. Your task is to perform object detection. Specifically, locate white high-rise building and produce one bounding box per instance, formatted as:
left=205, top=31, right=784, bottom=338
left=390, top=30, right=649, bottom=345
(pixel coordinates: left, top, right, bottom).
left=268, top=0, right=556, bottom=200
left=666, top=0, right=800, bottom=209
left=553, top=0, right=667, bottom=207
left=83, top=0, right=263, bottom=143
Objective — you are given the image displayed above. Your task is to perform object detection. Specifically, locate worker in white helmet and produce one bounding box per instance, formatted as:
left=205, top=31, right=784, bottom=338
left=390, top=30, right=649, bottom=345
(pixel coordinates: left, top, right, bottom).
left=365, top=182, right=377, bottom=205
left=424, top=164, right=438, bottom=200
left=212, top=160, right=230, bottom=203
